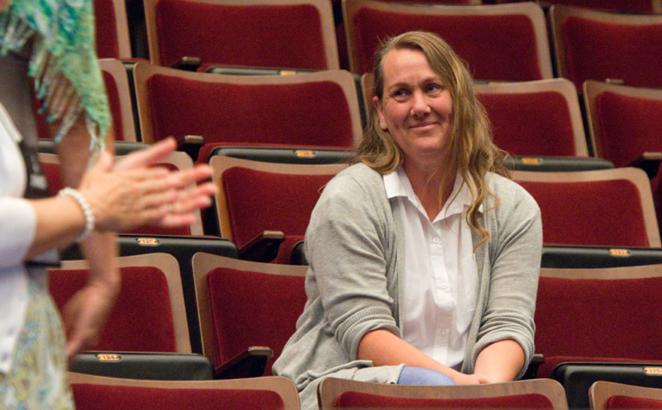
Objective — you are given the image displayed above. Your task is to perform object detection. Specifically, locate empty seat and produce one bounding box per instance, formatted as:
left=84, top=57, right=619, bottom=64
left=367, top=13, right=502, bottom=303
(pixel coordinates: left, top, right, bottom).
left=536, top=264, right=662, bottom=408
left=550, top=5, right=662, bottom=90
left=317, top=377, right=568, bottom=409
left=584, top=80, right=662, bottom=170
left=591, top=381, right=662, bottom=410
left=343, top=1, right=553, bottom=80
left=144, top=0, right=338, bottom=70
left=133, top=62, right=362, bottom=153
left=210, top=155, right=346, bottom=262
left=69, top=372, right=300, bottom=410
left=95, top=0, right=132, bottom=59
left=475, top=78, right=587, bottom=157
left=192, top=253, right=308, bottom=377
left=49, top=253, right=191, bottom=352
left=60, top=234, right=239, bottom=354
left=513, top=168, right=661, bottom=247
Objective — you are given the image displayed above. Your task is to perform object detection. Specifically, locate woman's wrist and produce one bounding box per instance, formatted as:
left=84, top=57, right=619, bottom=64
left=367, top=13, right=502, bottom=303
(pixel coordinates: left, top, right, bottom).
left=58, top=187, right=95, bottom=241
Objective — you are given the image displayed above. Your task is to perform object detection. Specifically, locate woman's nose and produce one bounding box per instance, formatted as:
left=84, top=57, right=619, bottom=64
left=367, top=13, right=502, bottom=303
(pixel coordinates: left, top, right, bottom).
left=410, top=91, right=431, bottom=116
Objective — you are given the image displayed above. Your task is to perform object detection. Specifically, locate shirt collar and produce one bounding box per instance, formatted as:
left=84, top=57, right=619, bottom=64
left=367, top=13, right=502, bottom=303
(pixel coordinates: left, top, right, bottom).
left=383, top=166, right=481, bottom=221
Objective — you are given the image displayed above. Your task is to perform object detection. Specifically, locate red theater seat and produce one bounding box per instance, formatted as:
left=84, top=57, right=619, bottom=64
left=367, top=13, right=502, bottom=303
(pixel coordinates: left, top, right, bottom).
left=192, top=253, right=308, bottom=377
left=70, top=372, right=299, bottom=410
left=584, top=80, right=662, bottom=169
left=317, top=377, right=568, bottom=409
left=49, top=253, right=191, bottom=352
left=133, top=62, right=362, bottom=153
left=591, top=381, right=662, bottom=410
left=210, top=155, right=346, bottom=263
left=94, top=0, right=132, bottom=59
left=475, top=79, right=587, bottom=157
left=144, top=0, right=338, bottom=70
left=343, top=1, right=553, bottom=80
left=551, top=5, right=662, bottom=90
left=536, top=264, right=662, bottom=379
left=513, top=168, right=661, bottom=247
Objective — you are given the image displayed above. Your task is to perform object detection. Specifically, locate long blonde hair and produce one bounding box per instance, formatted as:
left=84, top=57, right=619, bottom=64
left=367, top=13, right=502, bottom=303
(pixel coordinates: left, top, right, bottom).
left=356, top=31, right=509, bottom=246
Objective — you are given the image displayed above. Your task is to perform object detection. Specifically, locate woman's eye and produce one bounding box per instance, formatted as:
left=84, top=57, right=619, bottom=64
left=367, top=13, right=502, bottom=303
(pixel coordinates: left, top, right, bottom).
left=426, top=83, right=443, bottom=94
left=391, top=89, right=409, bottom=100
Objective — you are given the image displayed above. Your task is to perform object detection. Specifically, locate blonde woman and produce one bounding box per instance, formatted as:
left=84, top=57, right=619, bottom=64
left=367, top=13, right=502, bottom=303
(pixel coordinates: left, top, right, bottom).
left=273, top=31, right=542, bottom=409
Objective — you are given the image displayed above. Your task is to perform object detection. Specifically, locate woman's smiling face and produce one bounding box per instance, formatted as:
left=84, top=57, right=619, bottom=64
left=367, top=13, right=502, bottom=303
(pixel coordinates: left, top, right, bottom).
left=374, top=48, right=453, bottom=168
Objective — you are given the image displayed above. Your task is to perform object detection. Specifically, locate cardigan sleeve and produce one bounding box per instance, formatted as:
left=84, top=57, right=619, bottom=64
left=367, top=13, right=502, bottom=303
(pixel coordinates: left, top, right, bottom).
left=305, top=170, right=400, bottom=360
left=471, top=179, right=543, bottom=379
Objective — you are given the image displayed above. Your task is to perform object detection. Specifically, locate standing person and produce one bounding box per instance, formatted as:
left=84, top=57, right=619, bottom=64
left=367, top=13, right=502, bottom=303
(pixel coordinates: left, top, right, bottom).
left=0, top=1, right=216, bottom=408
left=273, top=31, right=542, bottom=409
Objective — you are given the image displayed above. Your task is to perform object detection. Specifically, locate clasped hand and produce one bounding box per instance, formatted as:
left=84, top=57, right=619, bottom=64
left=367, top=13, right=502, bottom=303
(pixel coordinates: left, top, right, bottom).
left=78, top=138, right=216, bottom=232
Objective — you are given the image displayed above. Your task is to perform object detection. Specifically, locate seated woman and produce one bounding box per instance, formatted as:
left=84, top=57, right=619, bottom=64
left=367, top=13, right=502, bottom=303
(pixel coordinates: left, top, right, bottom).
left=273, top=31, right=542, bottom=409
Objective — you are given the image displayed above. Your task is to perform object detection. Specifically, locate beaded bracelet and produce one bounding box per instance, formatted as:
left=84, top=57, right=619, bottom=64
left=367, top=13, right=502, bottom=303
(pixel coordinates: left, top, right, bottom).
left=59, top=187, right=95, bottom=242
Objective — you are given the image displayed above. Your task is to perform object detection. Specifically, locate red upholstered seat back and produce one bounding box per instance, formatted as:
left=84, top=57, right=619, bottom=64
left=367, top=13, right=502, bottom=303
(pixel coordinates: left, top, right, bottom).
left=517, top=179, right=650, bottom=247
left=146, top=74, right=354, bottom=147
left=153, top=0, right=329, bottom=70
left=535, top=276, right=662, bottom=360
left=49, top=266, right=177, bottom=351
left=606, top=395, right=662, bottom=409
left=349, top=8, right=544, bottom=79
left=41, top=161, right=63, bottom=196
left=540, top=0, right=657, bottom=13
left=94, top=0, right=124, bottom=58
left=477, top=91, right=578, bottom=156
left=561, top=17, right=662, bottom=89
left=206, top=267, right=306, bottom=374
left=222, top=166, right=333, bottom=249
left=593, top=91, right=662, bottom=167
left=72, top=384, right=285, bottom=410
left=335, top=392, right=554, bottom=408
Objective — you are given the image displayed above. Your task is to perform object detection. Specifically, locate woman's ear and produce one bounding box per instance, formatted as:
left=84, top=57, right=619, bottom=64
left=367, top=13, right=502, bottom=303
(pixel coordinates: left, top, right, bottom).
left=373, top=96, right=388, bottom=131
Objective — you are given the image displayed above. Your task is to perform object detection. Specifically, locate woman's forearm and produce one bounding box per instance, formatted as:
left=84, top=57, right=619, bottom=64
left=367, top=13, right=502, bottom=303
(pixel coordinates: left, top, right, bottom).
left=358, top=329, right=465, bottom=382
left=473, top=339, right=525, bottom=383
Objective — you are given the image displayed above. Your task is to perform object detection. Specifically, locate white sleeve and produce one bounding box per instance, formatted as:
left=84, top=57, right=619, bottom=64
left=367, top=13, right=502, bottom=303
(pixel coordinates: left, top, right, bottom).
left=0, top=197, right=36, bottom=268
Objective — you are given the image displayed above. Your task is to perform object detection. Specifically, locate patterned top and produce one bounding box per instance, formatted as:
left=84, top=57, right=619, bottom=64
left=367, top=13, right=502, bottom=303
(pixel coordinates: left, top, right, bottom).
left=0, top=0, right=110, bottom=151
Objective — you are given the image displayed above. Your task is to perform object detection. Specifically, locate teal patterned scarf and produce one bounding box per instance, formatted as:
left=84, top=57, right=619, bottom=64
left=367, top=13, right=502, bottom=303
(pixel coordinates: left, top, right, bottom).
left=0, top=0, right=110, bottom=151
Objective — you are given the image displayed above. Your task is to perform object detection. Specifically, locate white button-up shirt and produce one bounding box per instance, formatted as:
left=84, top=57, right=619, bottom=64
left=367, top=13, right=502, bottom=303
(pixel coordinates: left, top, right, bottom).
left=384, top=166, right=479, bottom=369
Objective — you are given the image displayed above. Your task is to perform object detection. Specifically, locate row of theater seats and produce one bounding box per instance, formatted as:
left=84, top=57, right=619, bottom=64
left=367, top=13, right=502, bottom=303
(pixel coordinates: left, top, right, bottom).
left=50, top=255, right=662, bottom=408
left=66, top=373, right=662, bottom=409
left=95, top=56, right=662, bottom=169
left=96, top=0, right=662, bottom=87
left=39, top=142, right=662, bottom=263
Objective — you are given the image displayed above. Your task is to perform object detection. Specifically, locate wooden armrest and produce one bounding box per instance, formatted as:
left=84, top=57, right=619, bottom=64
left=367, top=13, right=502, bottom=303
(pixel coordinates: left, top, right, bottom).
left=521, top=353, right=545, bottom=380
left=629, top=152, right=662, bottom=178
left=238, top=230, right=285, bottom=262
left=171, top=56, right=202, bottom=71
left=213, top=346, right=273, bottom=379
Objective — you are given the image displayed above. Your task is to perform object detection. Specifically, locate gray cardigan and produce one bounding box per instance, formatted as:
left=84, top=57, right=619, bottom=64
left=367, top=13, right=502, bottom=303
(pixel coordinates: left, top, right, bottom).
left=273, top=163, right=542, bottom=403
